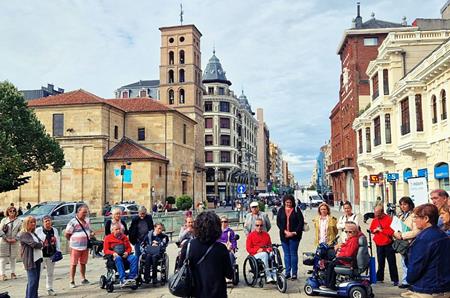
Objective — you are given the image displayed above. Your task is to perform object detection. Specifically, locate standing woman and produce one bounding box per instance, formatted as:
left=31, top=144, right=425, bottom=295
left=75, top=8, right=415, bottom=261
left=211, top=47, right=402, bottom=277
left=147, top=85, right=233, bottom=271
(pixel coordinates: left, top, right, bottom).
left=105, top=207, right=128, bottom=236
left=276, top=195, right=304, bottom=280
left=19, top=216, right=43, bottom=298
left=312, top=203, right=338, bottom=247
left=336, top=201, right=359, bottom=243
left=0, top=206, right=22, bottom=281
left=36, top=215, right=61, bottom=296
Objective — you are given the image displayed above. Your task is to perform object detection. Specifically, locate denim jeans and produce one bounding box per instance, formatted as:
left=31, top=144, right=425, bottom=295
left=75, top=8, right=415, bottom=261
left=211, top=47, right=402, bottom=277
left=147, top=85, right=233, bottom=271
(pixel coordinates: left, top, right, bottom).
left=134, top=242, right=142, bottom=260
left=281, top=238, right=300, bottom=276
left=26, top=259, right=42, bottom=298
left=401, top=255, right=408, bottom=285
left=115, top=255, right=138, bottom=282
left=254, top=252, right=275, bottom=279
left=229, top=251, right=236, bottom=266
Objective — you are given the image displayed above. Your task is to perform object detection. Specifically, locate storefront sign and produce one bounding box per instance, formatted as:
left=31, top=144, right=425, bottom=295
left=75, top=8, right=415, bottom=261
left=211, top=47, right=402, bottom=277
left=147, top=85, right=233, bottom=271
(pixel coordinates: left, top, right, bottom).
left=417, top=168, right=428, bottom=178
left=434, top=163, right=449, bottom=179
left=408, top=177, right=429, bottom=206
left=387, top=173, right=399, bottom=182
left=369, top=175, right=379, bottom=184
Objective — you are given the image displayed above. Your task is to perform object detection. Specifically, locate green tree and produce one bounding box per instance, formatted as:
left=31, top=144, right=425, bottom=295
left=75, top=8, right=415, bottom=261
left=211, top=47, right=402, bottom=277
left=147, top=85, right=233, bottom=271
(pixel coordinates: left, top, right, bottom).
left=176, top=195, right=193, bottom=211
left=165, top=196, right=176, bottom=204
left=0, top=81, right=65, bottom=192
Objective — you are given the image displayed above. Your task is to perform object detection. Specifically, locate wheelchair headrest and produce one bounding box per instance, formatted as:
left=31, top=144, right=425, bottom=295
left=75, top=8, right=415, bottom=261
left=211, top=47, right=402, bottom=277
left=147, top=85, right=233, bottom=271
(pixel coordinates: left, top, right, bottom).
left=356, top=235, right=370, bottom=272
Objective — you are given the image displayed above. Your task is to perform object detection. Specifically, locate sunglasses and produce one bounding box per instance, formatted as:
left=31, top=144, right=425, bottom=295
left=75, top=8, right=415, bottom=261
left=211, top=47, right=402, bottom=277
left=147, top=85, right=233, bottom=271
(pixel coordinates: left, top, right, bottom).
left=251, top=206, right=258, bottom=208
left=255, top=224, right=263, bottom=227
left=345, top=230, right=355, bottom=234
left=9, top=210, right=17, bottom=213
left=221, top=221, right=228, bottom=223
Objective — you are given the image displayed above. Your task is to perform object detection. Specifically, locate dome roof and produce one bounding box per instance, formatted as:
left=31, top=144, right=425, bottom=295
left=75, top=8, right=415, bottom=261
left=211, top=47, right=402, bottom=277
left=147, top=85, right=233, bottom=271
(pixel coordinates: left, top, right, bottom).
left=238, top=90, right=253, bottom=113
left=202, top=51, right=232, bottom=86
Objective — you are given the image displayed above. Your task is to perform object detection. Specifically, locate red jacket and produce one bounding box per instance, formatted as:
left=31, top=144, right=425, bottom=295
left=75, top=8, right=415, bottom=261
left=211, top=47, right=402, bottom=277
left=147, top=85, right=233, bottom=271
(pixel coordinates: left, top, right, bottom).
left=246, top=230, right=272, bottom=255
left=103, top=233, right=132, bottom=255
left=338, top=232, right=363, bottom=265
left=369, top=214, right=394, bottom=246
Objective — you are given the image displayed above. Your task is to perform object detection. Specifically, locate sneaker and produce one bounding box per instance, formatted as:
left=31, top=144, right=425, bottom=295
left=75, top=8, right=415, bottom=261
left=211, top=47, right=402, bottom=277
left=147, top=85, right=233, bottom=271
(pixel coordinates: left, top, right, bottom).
left=10, top=273, right=17, bottom=279
left=399, top=284, right=409, bottom=289
left=81, top=279, right=90, bottom=285
left=393, top=281, right=399, bottom=286
left=69, top=282, right=76, bottom=288
left=291, top=275, right=297, bottom=280
left=266, top=277, right=274, bottom=283
left=48, top=289, right=56, bottom=296
left=285, top=274, right=291, bottom=279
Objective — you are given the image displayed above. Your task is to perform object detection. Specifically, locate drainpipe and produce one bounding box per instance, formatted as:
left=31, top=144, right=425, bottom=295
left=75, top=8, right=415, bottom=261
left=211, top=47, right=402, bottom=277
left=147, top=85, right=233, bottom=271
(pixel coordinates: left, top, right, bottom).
left=401, top=51, right=406, bottom=77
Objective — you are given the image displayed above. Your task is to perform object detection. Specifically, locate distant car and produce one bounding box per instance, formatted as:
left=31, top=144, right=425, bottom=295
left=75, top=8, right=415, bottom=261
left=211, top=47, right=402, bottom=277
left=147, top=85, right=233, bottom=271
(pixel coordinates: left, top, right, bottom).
left=20, top=201, right=85, bottom=224
left=105, top=203, right=140, bottom=216
left=309, top=195, right=323, bottom=207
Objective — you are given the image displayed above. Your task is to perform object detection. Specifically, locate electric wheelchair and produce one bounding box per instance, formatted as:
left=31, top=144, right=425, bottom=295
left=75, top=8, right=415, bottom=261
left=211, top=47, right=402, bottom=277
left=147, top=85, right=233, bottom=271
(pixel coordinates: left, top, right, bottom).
left=99, top=254, right=139, bottom=293
left=243, top=243, right=287, bottom=293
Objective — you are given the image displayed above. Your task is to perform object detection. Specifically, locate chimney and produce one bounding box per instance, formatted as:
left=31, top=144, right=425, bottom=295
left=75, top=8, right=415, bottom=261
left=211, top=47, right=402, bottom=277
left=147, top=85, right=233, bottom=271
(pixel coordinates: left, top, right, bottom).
left=355, top=2, right=363, bottom=29
left=47, top=84, right=54, bottom=91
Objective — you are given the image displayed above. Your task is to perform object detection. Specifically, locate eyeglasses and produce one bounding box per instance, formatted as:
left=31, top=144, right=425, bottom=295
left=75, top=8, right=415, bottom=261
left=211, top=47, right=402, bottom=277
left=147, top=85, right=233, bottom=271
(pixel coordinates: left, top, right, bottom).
left=345, top=230, right=355, bottom=234
left=9, top=210, right=16, bottom=213
left=221, top=221, right=228, bottom=223
left=255, top=224, right=263, bottom=227
left=251, top=206, right=258, bottom=208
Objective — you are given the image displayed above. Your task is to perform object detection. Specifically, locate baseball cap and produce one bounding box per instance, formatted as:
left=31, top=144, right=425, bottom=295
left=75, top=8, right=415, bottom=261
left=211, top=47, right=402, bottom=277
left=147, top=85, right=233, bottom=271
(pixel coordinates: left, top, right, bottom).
left=250, top=201, right=259, bottom=208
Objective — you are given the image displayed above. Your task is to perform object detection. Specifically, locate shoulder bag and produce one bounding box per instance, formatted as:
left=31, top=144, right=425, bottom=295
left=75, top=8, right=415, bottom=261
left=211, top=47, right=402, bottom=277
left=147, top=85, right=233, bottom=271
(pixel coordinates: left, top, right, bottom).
left=392, top=239, right=409, bottom=256
left=168, top=241, right=215, bottom=297
left=75, top=218, right=93, bottom=249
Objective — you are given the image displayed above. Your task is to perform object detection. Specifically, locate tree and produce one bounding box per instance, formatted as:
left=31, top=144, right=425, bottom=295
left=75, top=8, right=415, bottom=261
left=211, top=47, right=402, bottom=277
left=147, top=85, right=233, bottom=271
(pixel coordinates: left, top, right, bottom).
left=176, top=195, right=193, bottom=211
left=0, top=81, right=65, bottom=192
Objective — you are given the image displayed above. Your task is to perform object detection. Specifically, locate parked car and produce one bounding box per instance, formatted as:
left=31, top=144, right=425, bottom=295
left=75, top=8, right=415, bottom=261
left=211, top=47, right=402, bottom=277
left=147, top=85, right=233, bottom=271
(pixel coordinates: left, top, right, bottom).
left=20, top=201, right=86, bottom=225
left=104, top=203, right=140, bottom=216
left=309, top=195, right=323, bottom=207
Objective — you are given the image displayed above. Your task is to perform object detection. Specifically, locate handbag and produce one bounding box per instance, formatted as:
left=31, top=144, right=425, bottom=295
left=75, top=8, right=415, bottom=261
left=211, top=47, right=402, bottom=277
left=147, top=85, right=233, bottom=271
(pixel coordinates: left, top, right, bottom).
left=392, top=239, right=409, bottom=255
left=168, top=241, right=215, bottom=297
left=303, top=222, right=310, bottom=232
left=75, top=217, right=93, bottom=249
left=51, top=251, right=63, bottom=262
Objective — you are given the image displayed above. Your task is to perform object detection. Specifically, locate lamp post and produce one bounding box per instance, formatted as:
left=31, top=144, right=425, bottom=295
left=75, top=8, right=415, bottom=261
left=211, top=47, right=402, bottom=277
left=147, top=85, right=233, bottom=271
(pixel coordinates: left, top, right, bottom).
left=120, top=161, right=132, bottom=204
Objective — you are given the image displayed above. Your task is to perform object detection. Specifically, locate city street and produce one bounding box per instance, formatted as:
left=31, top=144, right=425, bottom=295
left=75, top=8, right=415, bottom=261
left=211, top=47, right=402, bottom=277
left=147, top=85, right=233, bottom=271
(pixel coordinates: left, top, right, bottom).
left=0, top=208, right=405, bottom=297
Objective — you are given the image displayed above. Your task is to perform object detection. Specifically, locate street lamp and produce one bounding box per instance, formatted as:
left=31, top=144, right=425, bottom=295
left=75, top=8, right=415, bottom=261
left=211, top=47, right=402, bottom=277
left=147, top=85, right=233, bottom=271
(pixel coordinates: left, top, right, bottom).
left=120, top=160, right=132, bottom=204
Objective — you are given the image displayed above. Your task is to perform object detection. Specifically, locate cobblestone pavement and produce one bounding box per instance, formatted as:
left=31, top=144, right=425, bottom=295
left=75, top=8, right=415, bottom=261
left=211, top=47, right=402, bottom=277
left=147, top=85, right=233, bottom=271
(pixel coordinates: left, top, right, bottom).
left=0, top=209, right=406, bottom=297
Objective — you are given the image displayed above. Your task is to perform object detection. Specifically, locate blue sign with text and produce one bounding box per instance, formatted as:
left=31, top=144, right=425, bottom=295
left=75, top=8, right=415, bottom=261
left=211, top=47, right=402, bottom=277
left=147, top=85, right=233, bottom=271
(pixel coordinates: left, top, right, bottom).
left=237, top=184, right=246, bottom=194
left=387, top=173, right=399, bottom=182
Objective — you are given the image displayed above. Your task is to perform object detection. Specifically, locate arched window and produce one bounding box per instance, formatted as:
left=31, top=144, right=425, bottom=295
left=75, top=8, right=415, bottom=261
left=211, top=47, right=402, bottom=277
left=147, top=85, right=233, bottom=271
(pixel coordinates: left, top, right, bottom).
left=441, top=90, right=447, bottom=120
left=168, top=70, right=174, bottom=83
left=435, top=162, right=450, bottom=191
left=432, top=95, right=437, bottom=123
left=179, top=69, right=185, bottom=83
left=179, top=89, right=185, bottom=104
left=179, top=50, right=185, bottom=64
left=168, top=89, right=174, bottom=105
left=168, top=51, right=174, bottom=65
left=403, top=168, right=413, bottom=183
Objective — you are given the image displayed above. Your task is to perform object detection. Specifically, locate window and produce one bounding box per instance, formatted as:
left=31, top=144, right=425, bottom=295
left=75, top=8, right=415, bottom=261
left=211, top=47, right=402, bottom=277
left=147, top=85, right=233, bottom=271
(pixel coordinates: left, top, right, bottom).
left=179, top=89, right=185, bottom=104
left=140, top=89, right=147, bottom=97
left=415, top=94, right=423, bottom=131
left=208, top=87, right=214, bottom=95
left=183, top=124, right=187, bottom=144
left=114, top=125, right=118, bottom=139
left=383, top=69, right=389, bottom=95
left=441, top=90, right=447, bottom=120
left=205, top=151, right=213, bottom=162
left=220, top=151, right=231, bottom=162
left=169, top=51, right=174, bottom=65
left=220, top=135, right=230, bottom=146
left=122, top=90, right=129, bottom=98
left=400, top=98, right=410, bottom=135
left=374, top=116, right=381, bottom=146
left=205, top=135, right=213, bottom=146
left=364, top=37, right=378, bottom=46
left=220, top=117, right=230, bottom=129
left=179, top=50, right=185, bottom=64
left=138, top=128, right=145, bottom=141
left=218, top=87, right=225, bottom=95
left=179, top=69, right=185, bottom=83
left=204, top=101, right=212, bottom=112
left=205, top=118, right=213, bottom=129
left=168, top=89, right=174, bottom=105
left=159, top=166, right=162, bottom=177
left=219, top=101, right=230, bottom=112
left=52, top=114, right=64, bottom=137
left=358, top=129, right=363, bottom=154
left=168, top=70, right=174, bottom=83
left=372, top=73, right=379, bottom=100
left=182, top=181, right=187, bottom=195
left=432, top=95, right=437, bottom=123
left=385, top=114, right=392, bottom=144
left=365, top=127, right=371, bottom=153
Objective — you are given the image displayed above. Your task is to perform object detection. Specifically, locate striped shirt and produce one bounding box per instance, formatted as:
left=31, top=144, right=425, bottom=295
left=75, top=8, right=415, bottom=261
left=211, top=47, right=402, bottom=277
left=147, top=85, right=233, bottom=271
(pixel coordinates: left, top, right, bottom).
left=66, top=217, right=91, bottom=251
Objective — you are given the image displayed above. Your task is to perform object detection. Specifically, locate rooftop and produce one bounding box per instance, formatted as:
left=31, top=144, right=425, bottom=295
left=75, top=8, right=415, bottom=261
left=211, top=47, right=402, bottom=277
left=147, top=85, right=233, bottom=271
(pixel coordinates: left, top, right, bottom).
left=106, top=97, right=172, bottom=112
left=27, top=89, right=104, bottom=107
left=104, top=137, right=168, bottom=162
left=119, top=80, right=160, bottom=89
left=202, top=50, right=232, bottom=86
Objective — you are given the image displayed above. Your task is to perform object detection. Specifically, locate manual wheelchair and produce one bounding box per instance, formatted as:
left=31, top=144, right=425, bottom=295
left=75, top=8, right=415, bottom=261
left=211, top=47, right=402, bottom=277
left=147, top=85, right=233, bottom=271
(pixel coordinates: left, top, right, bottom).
left=99, top=255, right=139, bottom=293
left=137, top=249, right=169, bottom=286
left=243, top=243, right=287, bottom=293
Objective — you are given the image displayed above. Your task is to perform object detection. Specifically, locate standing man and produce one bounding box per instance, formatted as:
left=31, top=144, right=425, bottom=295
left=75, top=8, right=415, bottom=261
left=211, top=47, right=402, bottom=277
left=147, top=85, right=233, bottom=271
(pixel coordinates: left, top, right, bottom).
left=65, top=205, right=92, bottom=288
left=244, top=201, right=271, bottom=235
left=430, top=189, right=449, bottom=228
left=369, top=205, right=399, bottom=286
left=128, top=206, right=154, bottom=260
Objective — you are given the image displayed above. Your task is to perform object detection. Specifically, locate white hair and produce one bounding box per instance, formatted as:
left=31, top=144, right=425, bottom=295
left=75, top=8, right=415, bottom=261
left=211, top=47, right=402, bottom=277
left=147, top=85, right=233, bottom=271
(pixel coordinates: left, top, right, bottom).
left=111, top=207, right=122, bottom=215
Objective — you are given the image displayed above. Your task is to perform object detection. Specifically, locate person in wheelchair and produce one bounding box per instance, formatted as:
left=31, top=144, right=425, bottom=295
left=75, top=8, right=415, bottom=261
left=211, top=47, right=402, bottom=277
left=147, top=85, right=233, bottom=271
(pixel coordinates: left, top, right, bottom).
left=178, top=216, right=194, bottom=247
left=103, top=223, right=138, bottom=287
left=320, top=222, right=364, bottom=291
left=246, top=218, right=277, bottom=283
left=141, top=223, right=169, bottom=284
left=219, top=216, right=238, bottom=265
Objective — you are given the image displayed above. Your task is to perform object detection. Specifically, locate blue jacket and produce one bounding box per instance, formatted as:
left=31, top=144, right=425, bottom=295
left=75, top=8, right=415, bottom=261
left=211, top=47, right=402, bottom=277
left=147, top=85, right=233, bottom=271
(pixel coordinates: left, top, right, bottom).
left=407, top=226, right=450, bottom=294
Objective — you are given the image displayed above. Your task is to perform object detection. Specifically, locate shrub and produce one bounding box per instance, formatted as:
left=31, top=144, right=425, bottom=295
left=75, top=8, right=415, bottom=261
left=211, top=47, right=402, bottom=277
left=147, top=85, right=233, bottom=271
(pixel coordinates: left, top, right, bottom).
left=258, top=201, right=265, bottom=212
left=176, top=195, right=193, bottom=211
left=166, top=196, right=176, bottom=204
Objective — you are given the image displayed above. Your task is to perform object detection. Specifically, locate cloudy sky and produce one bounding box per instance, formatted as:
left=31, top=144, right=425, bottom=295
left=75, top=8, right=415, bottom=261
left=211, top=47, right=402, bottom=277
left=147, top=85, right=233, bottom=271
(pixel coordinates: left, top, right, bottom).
left=0, top=0, right=443, bottom=184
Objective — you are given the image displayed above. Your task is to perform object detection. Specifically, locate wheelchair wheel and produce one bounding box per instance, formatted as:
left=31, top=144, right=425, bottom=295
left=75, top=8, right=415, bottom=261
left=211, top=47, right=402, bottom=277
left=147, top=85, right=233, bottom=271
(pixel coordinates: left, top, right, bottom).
left=349, top=286, right=367, bottom=298
left=276, top=273, right=287, bottom=293
left=272, top=246, right=283, bottom=272
left=232, top=264, right=239, bottom=285
left=130, top=284, right=139, bottom=290
left=106, top=282, right=114, bottom=293
left=243, top=256, right=258, bottom=286
left=99, top=275, right=107, bottom=289
left=304, top=284, right=317, bottom=296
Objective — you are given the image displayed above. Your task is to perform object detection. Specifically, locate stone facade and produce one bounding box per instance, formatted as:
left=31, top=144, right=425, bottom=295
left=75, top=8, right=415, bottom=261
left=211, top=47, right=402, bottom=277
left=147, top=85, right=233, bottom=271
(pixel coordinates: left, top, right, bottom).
left=256, top=108, right=270, bottom=192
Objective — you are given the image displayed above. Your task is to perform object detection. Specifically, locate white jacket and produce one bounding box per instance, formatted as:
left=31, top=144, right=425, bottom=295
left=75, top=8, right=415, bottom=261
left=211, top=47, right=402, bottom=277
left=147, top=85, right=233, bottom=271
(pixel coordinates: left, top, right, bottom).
left=336, top=213, right=359, bottom=243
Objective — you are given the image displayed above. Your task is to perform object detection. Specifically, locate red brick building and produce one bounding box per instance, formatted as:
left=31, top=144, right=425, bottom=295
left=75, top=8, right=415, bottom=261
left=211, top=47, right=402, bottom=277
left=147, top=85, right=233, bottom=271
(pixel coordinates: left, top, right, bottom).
left=328, top=4, right=406, bottom=210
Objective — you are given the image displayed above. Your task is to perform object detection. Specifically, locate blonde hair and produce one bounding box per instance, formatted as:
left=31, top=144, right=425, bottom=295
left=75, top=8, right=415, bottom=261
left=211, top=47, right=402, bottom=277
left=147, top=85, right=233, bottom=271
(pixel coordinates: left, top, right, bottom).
left=318, top=202, right=330, bottom=215
left=20, top=216, right=36, bottom=233
left=111, top=207, right=122, bottom=216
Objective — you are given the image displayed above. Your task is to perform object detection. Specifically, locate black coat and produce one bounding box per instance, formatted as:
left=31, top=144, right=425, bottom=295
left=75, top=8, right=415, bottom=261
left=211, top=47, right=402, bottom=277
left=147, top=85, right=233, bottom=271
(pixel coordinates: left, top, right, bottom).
left=180, top=239, right=233, bottom=298
left=104, top=219, right=128, bottom=236
left=128, top=215, right=154, bottom=245
left=276, top=206, right=304, bottom=242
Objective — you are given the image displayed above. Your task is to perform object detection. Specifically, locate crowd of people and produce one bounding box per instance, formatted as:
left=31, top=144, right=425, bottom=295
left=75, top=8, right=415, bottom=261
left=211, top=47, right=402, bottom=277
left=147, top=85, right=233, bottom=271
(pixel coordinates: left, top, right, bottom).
left=0, top=188, right=449, bottom=298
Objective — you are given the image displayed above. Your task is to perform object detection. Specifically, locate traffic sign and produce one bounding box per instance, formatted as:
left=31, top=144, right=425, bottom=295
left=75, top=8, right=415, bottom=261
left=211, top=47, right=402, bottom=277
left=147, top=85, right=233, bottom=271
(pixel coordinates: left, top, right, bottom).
left=386, top=173, right=399, bottom=182
left=369, top=175, right=379, bottom=184
left=237, top=184, right=246, bottom=194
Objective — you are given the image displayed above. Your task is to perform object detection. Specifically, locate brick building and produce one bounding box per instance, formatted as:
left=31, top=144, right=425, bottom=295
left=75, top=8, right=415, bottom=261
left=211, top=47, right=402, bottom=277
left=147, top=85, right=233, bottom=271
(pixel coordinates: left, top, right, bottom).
left=328, top=3, right=407, bottom=211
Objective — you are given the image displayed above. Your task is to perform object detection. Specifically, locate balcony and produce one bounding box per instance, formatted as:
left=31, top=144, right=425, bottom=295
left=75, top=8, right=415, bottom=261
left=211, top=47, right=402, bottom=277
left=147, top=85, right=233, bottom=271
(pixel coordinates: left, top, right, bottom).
left=398, top=129, right=429, bottom=156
